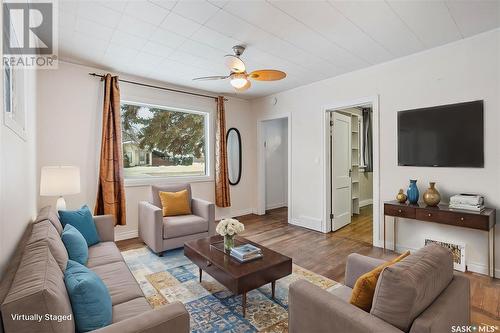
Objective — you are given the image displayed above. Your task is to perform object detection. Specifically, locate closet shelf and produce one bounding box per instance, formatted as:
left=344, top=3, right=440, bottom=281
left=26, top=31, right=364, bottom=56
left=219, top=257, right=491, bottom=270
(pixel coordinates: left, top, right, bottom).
left=351, top=113, right=360, bottom=215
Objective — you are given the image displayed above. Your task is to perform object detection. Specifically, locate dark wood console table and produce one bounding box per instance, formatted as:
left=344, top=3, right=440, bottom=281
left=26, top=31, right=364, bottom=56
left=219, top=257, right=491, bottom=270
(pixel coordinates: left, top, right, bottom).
left=384, top=201, right=496, bottom=277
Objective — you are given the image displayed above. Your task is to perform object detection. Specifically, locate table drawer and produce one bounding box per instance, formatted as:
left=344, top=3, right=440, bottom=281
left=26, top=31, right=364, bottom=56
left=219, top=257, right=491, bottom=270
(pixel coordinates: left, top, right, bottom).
left=384, top=204, right=416, bottom=219
left=415, top=209, right=489, bottom=231
left=184, top=246, right=238, bottom=293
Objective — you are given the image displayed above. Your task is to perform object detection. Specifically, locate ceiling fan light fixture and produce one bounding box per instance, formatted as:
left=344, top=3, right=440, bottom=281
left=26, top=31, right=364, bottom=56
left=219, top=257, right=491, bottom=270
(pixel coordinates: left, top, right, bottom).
left=230, top=73, right=248, bottom=89
left=234, top=79, right=251, bottom=92
left=193, top=46, right=287, bottom=92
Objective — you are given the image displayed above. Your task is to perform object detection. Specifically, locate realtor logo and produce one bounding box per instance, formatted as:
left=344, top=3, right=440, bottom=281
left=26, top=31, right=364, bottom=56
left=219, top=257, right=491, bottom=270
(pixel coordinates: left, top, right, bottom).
left=2, top=1, right=57, bottom=68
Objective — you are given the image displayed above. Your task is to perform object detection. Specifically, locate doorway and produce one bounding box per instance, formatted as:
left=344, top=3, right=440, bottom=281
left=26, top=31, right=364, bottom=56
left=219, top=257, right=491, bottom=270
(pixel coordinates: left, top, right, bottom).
left=257, top=115, right=291, bottom=220
left=326, top=102, right=376, bottom=245
left=264, top=118, right=288, bottom=211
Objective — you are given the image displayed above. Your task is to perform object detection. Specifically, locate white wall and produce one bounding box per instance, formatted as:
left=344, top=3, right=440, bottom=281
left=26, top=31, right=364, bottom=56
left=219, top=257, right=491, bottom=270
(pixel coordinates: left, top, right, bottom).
left=0, top=68, right=38, bottom=278
left=264, top=118, right=288, bottom=210
left=251, top=29, right=500, bottom=275
left=359, top=172, right=373, bottom=206
left=37, top=61, right=256, bottom=240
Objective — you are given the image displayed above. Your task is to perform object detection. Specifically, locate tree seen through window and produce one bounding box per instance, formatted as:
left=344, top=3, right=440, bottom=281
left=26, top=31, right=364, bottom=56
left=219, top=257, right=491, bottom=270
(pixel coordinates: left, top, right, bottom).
left=121, top=102, right=207, bottom=179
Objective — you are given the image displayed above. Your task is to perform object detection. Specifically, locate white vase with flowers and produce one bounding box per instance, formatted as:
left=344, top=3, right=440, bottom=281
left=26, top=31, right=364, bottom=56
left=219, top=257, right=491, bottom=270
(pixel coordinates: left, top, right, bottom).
left=216, top=218, right=245, bottom=251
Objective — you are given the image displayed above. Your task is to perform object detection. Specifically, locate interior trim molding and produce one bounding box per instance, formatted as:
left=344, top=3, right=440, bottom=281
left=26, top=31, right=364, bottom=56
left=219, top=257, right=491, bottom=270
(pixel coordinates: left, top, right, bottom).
left=395, top=244, right=497, bottom=278
left=216, top=208, right=256, bottom=221
left=266, top=202, right=288, bottom=210
left=115, top=228, right=139, bottom=241
left=291, top=216, right=322, bottom=232
left=256, top=113, right=292, bottom=217
left=359, top=199, right=373, bottom=207
left=322, top=95, right=381, bottom=242
left=114, top=207, right=258, bottom=241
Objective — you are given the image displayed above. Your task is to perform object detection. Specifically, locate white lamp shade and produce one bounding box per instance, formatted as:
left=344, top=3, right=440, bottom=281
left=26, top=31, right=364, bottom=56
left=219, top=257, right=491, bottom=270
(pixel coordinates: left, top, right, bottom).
left=40, top=166, right=81, bottom=196
left=234, top=79, right=251, bottom=92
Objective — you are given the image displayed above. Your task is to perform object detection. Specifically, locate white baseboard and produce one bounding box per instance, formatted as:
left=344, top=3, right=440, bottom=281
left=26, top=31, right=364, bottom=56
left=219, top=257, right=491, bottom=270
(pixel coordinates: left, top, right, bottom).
left=290, top=216, right=323, bottom=232
left=359, top=199, right=373, bottom=207
left=216, top=208, right=256, bottom=220
left=466, top=262, right=499, bottom=278
left=114, top=208, right=257, bottom=242
left=115, top=228, right=139, bottom=241
left=265, top=202, right=287, bottom=210
left=391, top=243, right=498, bottom=278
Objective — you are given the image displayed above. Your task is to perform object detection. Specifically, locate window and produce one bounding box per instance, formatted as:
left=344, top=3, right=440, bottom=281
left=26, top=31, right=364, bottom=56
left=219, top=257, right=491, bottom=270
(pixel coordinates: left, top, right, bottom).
left=121, top=101, right=208, bottom=180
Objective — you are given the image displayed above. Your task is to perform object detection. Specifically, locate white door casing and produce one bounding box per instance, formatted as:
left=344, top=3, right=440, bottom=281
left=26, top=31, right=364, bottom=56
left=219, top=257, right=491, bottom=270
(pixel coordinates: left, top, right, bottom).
left=322, top=95, right=379, bottom=246
left=257, top=113, right=292, bottom=221
left=331, top=112, right=352, bottom=231
left=264, top=118, right=288, bottom=210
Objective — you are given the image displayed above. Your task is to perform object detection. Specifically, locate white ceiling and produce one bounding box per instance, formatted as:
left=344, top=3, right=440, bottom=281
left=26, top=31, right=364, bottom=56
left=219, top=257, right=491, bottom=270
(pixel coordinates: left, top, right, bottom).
left=59, top=0, right=500, bottom=99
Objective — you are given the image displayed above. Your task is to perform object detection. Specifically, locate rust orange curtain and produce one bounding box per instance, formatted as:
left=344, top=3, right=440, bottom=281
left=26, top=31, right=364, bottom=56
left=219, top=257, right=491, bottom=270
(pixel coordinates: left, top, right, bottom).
left=94, top=74, right=126, bottom=225
left=215, top=96, right=231, bottom=207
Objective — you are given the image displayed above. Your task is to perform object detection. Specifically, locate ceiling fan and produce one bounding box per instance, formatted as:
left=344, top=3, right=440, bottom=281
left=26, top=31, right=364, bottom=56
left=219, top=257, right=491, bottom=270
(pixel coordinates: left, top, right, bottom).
left=192, top=45, right=287, bottom=92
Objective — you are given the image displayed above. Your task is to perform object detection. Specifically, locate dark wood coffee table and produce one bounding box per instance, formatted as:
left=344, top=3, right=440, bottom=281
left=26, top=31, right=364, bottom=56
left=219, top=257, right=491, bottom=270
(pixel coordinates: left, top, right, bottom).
left=184, top=235, right=292, bottom=317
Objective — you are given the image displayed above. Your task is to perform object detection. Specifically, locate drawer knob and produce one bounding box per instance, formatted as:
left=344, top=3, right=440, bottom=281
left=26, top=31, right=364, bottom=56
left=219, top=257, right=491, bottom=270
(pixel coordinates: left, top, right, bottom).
left=428, top=213, right=432, bottom=217
left=460, top=217, right=464, bottom=221
left=398, top=209, right=402, bottom=213
left=206, top=261, right=212, bottom=267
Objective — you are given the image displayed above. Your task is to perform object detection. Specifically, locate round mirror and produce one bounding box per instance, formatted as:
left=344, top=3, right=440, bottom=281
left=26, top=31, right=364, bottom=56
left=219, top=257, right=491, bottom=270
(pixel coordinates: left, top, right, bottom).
left=226, top=128, right=241, bottom=185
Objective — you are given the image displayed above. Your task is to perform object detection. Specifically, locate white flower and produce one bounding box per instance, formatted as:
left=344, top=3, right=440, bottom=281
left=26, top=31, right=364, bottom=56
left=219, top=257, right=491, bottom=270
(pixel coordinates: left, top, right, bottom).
left=216, top=218, right=244, bottom=237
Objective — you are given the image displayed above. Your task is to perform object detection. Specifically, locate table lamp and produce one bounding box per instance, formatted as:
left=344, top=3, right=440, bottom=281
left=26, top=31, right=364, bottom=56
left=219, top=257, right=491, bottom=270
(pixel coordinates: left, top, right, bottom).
left=40, top=166, right=81, bottom=211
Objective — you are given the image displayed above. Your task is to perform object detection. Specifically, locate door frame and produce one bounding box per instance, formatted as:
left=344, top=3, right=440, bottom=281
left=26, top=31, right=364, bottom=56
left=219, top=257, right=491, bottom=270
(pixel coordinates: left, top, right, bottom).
left=256, top=113, right=292, bottom=223
left=322, top=96, right=381, bottom=247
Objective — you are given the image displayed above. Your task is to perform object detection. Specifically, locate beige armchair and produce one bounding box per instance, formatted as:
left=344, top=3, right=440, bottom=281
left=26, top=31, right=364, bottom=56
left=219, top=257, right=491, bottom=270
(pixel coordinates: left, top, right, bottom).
left=289, top=244, right=470, bottom=333
left=138, top=184, right=215, bottom=256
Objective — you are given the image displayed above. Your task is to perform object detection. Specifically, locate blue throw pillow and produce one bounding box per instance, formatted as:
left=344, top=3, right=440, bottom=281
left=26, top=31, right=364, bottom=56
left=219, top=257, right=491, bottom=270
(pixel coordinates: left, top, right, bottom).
left=59, top=205, right=100, bottom=246
left=64, top=260, right=112, bottom=332
left=62, top=224, right=88, bottom=265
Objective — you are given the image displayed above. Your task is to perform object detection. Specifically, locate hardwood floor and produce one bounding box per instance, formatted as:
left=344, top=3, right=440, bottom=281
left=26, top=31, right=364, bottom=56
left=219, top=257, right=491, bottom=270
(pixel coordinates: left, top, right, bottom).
left=333, top=205, right=373, bottom=244
left=117, top=207, right=500, bottom=326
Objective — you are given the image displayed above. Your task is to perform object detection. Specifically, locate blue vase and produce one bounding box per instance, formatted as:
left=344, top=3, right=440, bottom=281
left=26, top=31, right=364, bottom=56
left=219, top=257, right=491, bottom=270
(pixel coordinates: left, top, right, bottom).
left=407, top=179, right=419, bottom=204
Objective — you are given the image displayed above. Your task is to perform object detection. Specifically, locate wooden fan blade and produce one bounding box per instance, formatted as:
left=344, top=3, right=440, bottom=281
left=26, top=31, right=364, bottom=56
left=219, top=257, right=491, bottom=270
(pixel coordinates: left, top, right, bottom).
left=224, top=55, right=246, bottom=73
left=192, top=75, right=228, bottom=81
left=248, top=70, right=286, bottom=81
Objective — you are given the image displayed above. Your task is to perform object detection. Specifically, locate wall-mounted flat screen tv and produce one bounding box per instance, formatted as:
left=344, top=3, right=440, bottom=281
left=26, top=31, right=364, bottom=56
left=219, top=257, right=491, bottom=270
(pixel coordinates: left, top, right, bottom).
left=398, top=100, right=484, bottom=167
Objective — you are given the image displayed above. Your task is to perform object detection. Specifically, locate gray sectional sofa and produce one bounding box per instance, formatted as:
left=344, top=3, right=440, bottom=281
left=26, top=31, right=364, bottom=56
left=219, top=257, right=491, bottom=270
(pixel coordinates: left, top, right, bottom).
left=289, top=244, right=470, bottom=333
left=0, top=206, right=190, bottom=333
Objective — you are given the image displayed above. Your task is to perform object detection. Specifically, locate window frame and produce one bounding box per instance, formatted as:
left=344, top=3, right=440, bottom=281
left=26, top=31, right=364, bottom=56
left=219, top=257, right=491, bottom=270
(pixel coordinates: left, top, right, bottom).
left=121, top=100, right=213, bottom=187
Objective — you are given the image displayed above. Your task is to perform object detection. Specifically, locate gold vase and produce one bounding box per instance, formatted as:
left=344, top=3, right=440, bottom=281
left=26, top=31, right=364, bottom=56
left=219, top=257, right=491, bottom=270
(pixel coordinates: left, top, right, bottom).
left=396, top=189, right=407, bottom=203
left=423, top=182, right=441, bottom=207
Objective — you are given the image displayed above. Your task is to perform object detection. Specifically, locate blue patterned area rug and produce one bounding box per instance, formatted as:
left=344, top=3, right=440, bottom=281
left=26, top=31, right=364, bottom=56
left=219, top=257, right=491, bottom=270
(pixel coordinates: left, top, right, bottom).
left=122, top=246, right=340, bottom=333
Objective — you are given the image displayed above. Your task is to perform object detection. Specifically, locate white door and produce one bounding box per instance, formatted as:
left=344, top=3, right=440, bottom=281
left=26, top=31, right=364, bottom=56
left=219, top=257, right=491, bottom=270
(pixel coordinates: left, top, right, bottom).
left=331, top=112, right=352, bottom=231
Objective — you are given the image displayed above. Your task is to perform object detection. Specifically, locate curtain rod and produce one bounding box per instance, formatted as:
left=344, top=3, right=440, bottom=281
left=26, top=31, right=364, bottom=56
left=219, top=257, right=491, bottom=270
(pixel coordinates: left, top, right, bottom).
left=88, top=73, right=227, bottom=101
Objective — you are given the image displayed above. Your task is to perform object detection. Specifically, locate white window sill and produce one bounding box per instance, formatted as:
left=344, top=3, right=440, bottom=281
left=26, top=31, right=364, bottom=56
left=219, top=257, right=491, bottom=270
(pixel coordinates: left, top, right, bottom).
left=124, top=175, right=214, bottom=188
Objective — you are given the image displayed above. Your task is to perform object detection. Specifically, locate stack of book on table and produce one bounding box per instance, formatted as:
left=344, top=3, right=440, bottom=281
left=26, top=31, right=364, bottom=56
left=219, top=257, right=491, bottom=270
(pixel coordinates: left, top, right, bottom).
left=449, top=194, right=485, bottom=212
left=230, top=244, right=263, bottom=262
